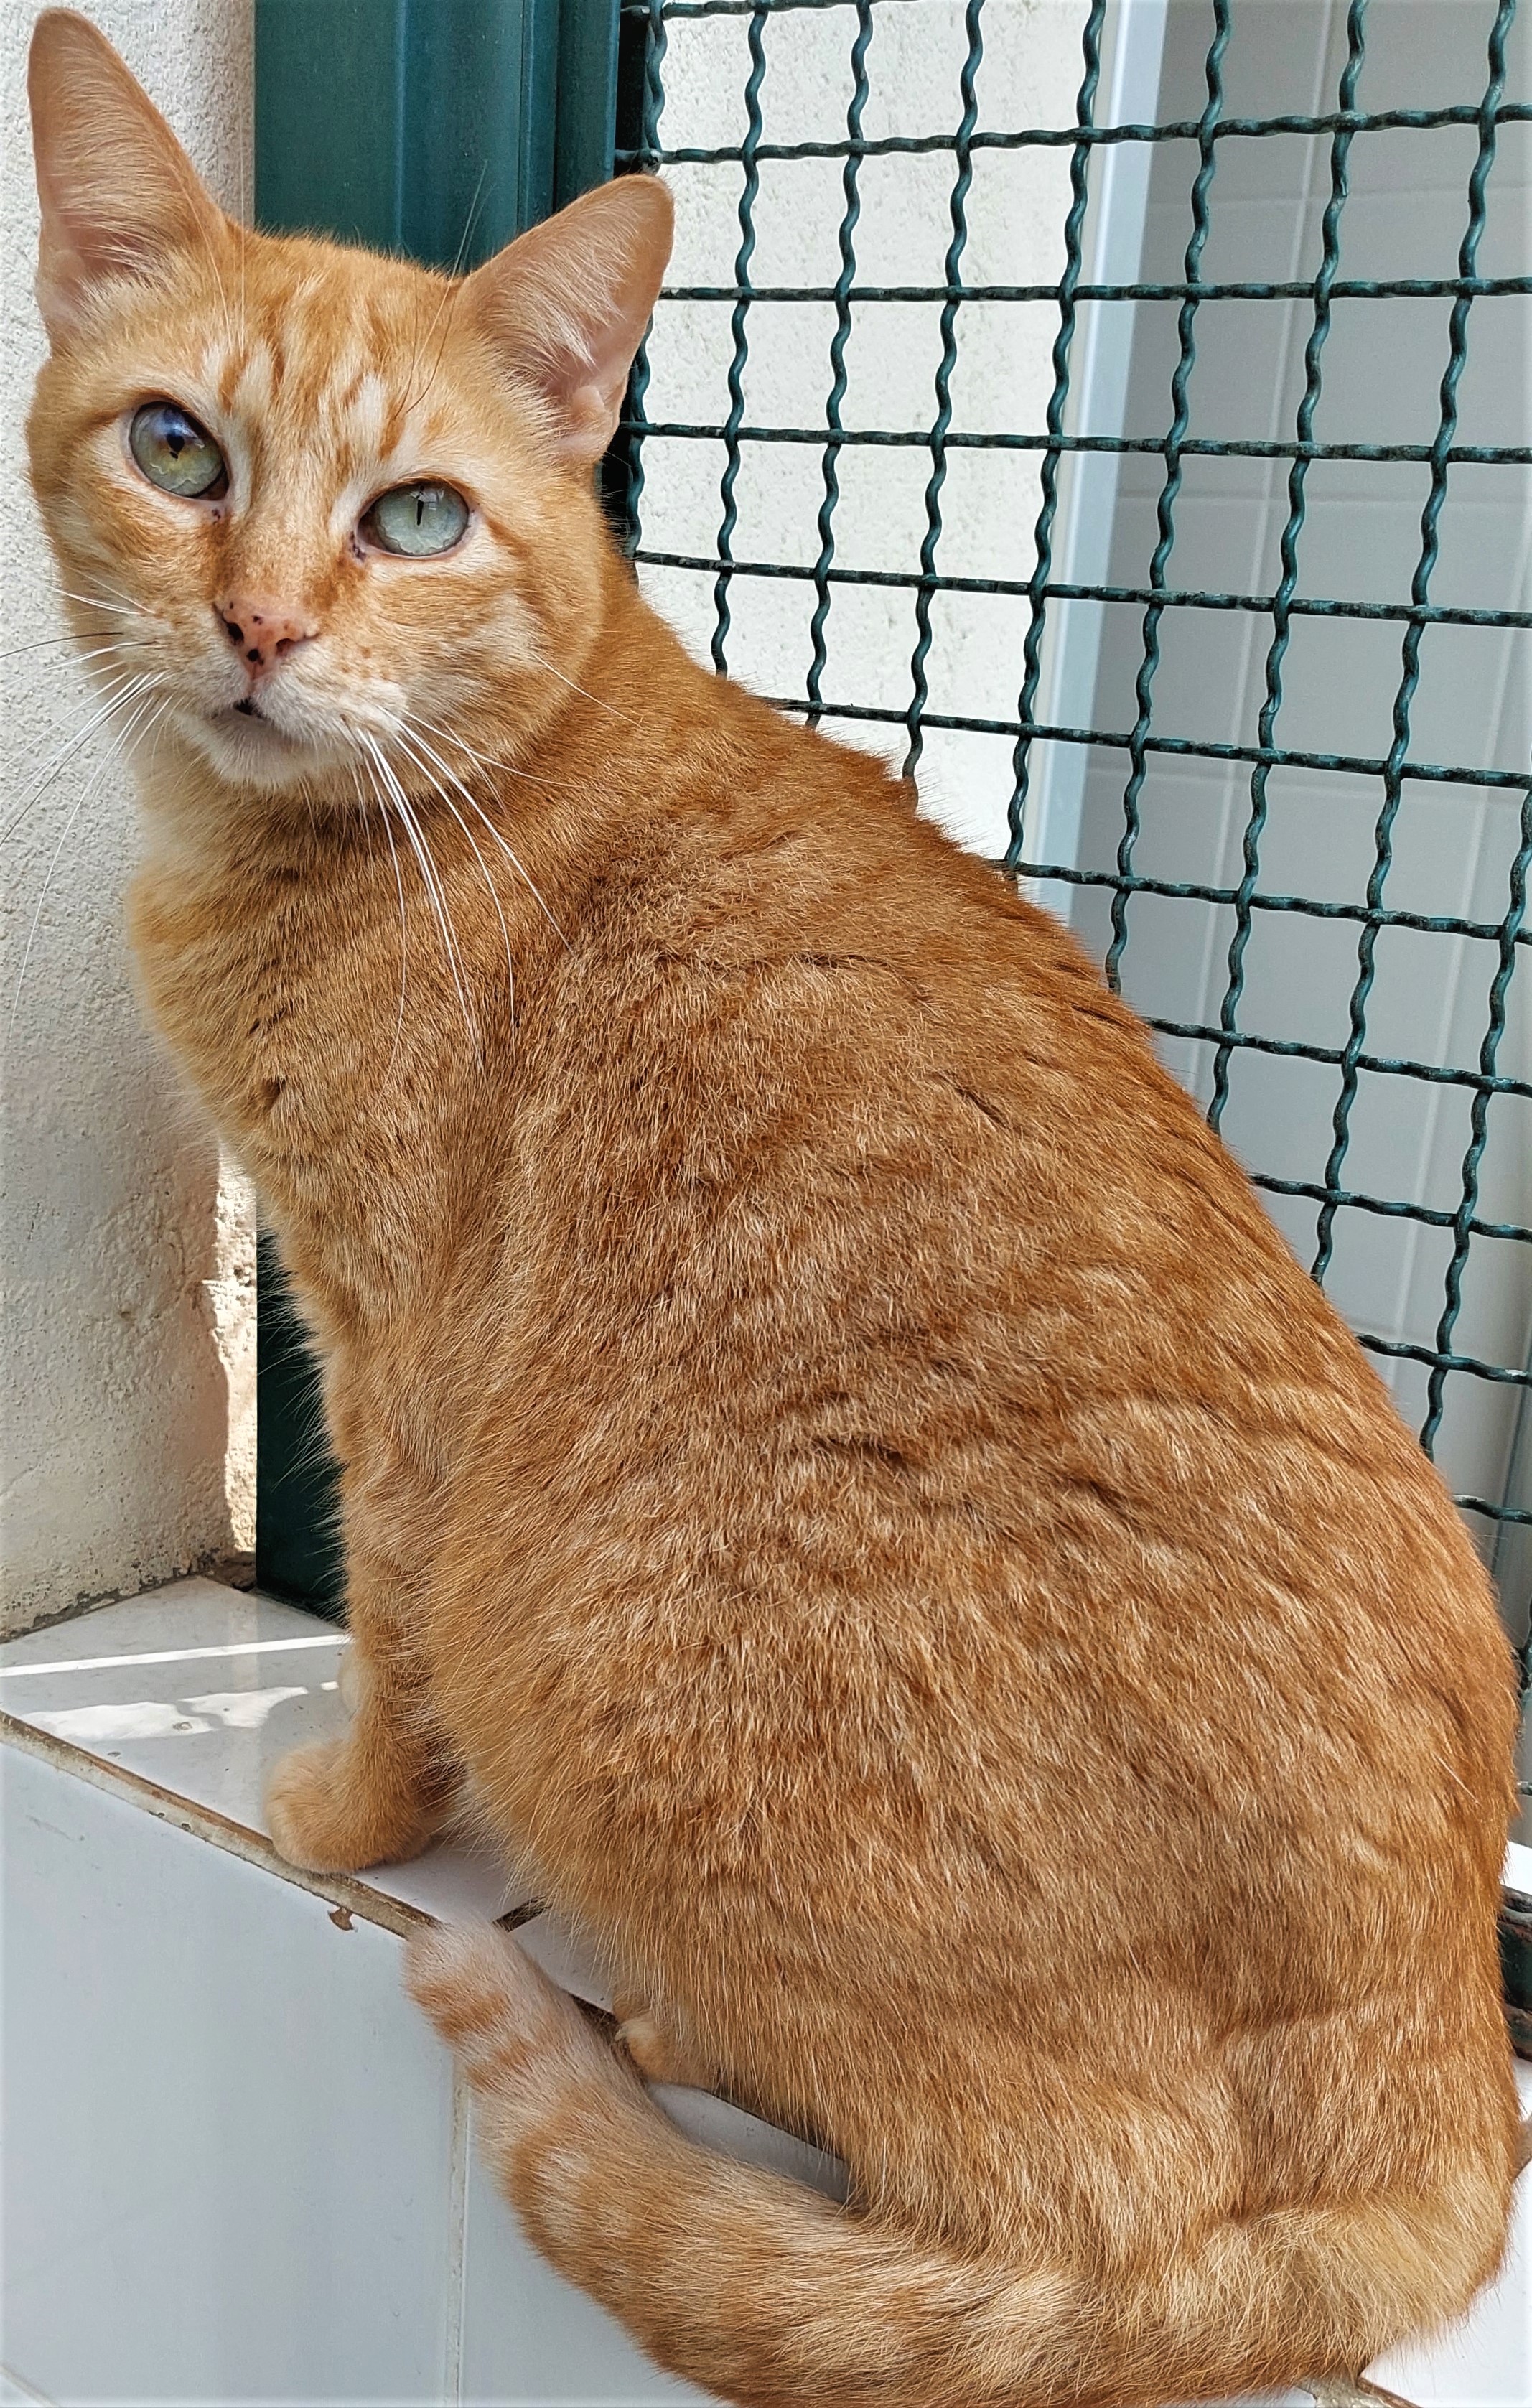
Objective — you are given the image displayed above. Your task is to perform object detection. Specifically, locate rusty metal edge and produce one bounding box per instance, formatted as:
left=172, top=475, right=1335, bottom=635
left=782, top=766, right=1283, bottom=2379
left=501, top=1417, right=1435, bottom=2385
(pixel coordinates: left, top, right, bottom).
left=0, top=1707, right=431, bottom=1943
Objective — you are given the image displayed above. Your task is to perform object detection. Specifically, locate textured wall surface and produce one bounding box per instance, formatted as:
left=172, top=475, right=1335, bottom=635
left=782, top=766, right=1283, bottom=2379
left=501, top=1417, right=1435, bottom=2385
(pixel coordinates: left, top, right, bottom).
left=1, top=0, right=256, bottom=1636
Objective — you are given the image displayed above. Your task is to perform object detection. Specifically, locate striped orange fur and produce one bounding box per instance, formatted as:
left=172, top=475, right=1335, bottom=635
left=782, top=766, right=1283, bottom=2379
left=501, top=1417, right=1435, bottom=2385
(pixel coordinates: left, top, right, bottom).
left=27, top=14, right=1521, bottom=2404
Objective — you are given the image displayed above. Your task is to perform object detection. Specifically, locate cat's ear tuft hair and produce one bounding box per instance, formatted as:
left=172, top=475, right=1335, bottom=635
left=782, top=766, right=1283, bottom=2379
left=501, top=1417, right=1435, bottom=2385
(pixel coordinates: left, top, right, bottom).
left=28, top=9, right=230, bottom=345
left=464, top=177, right=674, bottom=465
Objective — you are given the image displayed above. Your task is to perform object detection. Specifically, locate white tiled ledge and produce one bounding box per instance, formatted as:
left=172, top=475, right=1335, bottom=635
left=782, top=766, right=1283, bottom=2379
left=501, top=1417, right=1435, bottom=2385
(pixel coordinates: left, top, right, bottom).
left=0, top=1580, right=518, bottom=1933
left=2, top=1579, right=1527, bottom=2407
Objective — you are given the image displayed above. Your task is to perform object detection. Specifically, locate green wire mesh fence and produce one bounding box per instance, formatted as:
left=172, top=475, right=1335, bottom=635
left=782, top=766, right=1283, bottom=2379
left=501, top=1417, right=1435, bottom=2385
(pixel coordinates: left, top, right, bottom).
left=609, top=0, right=1531, bottom=1676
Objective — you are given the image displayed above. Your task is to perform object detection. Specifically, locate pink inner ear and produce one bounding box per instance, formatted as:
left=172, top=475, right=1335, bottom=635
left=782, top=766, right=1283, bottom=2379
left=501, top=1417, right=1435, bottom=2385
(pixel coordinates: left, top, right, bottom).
left=466, top=178, right=675, bottom=466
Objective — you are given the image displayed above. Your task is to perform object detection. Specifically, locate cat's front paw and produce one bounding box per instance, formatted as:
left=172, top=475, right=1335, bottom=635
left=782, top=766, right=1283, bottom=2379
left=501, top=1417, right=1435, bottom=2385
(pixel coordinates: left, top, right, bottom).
left=263, top=1736, right=442, bottom=1873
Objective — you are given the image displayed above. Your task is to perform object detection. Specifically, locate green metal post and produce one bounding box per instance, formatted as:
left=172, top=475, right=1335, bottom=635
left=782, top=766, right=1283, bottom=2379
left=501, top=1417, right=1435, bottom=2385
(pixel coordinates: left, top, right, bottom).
left=556, top=0, right=620, bottom=207
left=254, top=0, right=619, bottom=265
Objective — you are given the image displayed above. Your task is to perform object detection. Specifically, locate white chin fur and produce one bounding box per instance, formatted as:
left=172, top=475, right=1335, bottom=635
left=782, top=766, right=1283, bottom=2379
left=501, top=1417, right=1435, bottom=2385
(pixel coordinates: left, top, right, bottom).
left=182, top=706, right=331, bottom=791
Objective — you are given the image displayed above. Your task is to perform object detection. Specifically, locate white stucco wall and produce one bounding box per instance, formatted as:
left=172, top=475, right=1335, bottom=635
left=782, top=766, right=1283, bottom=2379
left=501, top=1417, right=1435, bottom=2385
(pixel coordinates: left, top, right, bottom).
left=1, top=0, right=256, bottom=1637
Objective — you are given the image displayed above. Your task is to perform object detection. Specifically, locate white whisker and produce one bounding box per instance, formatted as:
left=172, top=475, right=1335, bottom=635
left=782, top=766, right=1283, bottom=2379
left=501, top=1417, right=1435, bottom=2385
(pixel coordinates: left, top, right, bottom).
left=387, top=719, right=517, bottom=1020
left=395, top=716, right=567, bottom=947
left=55, top=643, right=157, bottom=682
left=1, top=670, right=161, bottom=846
left=527, top=650, right=626, bottom=719
left=358, top=730, right=480, bottom=1053
left=416, top=722, right=540, bottom=782
left=410, top=717, right=572, bottom=947
left=50, top=583, right=141, bottom=620
left=0, top=631, right=144, bottom=661
left=6, top=687, right=168, bottom=1040
left=408, top=714, right=587, bottom=800
left=349, top=749, right=409, bottom=1081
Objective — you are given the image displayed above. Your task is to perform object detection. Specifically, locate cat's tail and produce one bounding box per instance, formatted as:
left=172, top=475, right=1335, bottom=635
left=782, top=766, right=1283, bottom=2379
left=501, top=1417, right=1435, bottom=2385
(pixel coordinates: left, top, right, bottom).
left=407, top=1923, right=1508, bottom=2408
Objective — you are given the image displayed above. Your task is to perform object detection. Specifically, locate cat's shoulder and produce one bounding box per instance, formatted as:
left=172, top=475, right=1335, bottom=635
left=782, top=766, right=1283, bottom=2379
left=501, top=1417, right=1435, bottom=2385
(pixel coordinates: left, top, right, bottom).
left=577, top=706, right=1090, bottom=989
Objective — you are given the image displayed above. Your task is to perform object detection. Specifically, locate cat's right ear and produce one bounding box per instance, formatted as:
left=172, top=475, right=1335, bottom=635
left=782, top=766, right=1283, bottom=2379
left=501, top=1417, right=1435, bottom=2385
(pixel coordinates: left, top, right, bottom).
left=28, top=9, right=230, bottom=346
left=464, top=177, right=674, bottom=465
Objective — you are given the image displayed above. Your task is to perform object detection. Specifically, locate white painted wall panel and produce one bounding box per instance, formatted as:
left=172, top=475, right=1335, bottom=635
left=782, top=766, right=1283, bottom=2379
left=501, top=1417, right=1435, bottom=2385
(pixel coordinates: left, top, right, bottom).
left=1, top=1746, right=459, bottom=2404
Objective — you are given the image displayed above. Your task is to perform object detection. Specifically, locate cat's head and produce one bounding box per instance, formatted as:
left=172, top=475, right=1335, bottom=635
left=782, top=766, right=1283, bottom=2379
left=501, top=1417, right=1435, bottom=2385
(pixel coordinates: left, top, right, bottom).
left=25, top=9, right=672, bottom=802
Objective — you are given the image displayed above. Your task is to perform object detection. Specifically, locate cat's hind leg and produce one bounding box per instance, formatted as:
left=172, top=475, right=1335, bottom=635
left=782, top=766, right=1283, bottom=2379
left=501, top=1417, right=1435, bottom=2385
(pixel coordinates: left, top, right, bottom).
left=611, top=1991, right=716, bottom=2090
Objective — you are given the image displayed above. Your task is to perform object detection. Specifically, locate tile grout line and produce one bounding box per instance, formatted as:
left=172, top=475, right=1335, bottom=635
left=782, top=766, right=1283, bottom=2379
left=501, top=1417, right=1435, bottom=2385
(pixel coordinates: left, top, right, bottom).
left=444, top=2074, right=470, bottom=2404
left=0, top=2363, right=62, bottom=2408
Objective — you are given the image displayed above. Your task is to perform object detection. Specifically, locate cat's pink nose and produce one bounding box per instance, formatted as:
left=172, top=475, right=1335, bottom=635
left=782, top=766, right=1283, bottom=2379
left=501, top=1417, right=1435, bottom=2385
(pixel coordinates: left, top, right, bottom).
left=216, top=596, right=317, bottom=677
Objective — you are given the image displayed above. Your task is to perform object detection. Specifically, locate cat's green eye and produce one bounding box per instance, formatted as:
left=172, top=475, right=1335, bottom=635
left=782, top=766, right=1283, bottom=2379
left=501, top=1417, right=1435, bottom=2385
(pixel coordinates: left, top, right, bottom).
left=128, top=401, right=227, bottom=500
left=362, top=481, right=470, bottom=559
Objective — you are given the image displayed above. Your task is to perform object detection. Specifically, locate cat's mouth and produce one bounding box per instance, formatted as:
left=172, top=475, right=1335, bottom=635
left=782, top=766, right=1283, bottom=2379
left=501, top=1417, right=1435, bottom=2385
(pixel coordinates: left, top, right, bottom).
left=212, top=696, right=299, bottom=745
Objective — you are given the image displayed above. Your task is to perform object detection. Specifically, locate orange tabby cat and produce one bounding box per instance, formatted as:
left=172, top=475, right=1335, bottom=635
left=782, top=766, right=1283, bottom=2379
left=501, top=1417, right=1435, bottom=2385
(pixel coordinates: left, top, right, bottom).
left=27, top=14, right=1521, bottom=2406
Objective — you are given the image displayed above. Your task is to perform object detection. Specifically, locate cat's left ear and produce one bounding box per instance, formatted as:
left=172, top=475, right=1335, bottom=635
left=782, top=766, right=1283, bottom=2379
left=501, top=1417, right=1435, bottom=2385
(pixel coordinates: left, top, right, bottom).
left=464, top=177, right=674, bottom=465
left=28, top=9, right=231, bottom=345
